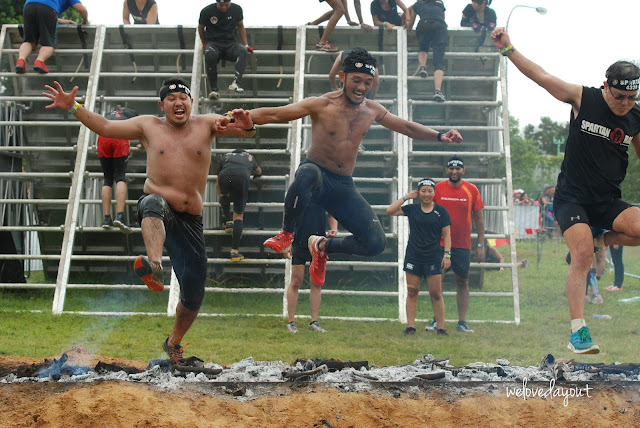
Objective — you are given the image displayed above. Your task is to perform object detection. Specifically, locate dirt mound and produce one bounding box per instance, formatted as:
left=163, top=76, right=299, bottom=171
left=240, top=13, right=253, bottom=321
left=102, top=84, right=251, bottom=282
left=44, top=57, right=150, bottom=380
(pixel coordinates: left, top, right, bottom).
left=0, top=348, right=638, bottom=427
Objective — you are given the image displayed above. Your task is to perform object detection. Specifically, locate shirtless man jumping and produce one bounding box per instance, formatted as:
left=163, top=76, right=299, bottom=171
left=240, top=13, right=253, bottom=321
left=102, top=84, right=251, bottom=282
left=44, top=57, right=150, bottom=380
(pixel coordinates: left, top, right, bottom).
left=251, top=47, right=463, bottom=286
left=43, top=77, right=255, bottom=364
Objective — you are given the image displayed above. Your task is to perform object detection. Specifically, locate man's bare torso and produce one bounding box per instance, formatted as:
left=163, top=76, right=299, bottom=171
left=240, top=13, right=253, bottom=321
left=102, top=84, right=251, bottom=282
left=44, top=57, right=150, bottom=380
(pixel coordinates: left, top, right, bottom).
left=139, top=116, right=215, bottom=215
left=306, top=92, right=381, bottom=176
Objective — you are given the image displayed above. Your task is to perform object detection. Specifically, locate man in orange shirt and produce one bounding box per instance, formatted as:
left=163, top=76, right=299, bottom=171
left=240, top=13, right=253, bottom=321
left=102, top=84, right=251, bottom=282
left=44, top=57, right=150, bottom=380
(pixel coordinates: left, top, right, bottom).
left=429, top=155, right=485, bottom=333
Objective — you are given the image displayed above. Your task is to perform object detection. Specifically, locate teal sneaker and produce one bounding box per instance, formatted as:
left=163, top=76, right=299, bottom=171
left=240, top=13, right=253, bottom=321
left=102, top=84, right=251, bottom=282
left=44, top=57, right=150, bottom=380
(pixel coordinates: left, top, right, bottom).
left=568, top=326, right=600, bottom=354
left=457, top=321, right=474, bottom=333
left=424, top=318, right=437, bottom=331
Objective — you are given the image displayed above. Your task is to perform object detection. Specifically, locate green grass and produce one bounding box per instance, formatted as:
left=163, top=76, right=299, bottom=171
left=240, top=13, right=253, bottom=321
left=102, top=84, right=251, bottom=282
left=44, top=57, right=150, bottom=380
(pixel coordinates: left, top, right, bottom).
left=1, top=239, right=639, bottom=367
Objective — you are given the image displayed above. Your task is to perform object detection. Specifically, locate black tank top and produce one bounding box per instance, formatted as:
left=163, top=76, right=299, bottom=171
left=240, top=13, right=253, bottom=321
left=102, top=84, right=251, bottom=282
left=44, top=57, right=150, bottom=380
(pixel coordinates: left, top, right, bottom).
left=127, top=0, right=159, bottom=24
left=556, top=86, right=640, bottom=204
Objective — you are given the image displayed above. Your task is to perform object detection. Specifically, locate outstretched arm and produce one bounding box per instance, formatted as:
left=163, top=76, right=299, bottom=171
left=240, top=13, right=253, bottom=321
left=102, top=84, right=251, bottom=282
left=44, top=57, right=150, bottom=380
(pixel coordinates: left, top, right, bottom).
left=377, top=110, right=463, bottom=143
left=249, top=97, right=319, bottom=125
left=43, top=81, right=143, bottom=140
left=491, top=28, right=582, bottom=113
left=216, top=109, right=257, bottom=137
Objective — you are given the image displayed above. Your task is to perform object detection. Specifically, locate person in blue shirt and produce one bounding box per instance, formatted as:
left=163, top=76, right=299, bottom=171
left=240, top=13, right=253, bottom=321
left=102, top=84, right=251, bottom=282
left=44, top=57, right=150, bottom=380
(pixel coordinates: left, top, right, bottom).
left=387, top=178, right=451, bottom=336
left=16, top=0, right=89, bottom=74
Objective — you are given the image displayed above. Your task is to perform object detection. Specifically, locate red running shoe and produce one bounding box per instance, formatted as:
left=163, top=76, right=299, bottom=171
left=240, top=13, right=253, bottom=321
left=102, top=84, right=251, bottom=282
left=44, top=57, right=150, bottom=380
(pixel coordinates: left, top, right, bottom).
left=263, top=229, right=294, bottom=253
left=308, top=235, right=327, bottom=286
left=33, top=59, right=49, bottom=74
left=16, top=58, right=26, bottom=74
left=134, top=255, right=164, bottom=292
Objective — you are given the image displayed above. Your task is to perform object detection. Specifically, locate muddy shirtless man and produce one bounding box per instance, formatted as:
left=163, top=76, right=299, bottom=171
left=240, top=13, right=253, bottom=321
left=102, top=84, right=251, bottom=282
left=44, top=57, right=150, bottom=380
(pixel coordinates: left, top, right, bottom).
left=252, top=47, right=463, bottom=286
left=43, top=77, right=255, bottom=364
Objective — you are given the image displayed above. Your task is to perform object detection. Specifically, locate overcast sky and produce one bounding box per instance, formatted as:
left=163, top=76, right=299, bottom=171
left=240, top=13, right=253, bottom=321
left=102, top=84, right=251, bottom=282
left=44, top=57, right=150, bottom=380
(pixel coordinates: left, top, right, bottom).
left=79, top=0, right=638, bottom=128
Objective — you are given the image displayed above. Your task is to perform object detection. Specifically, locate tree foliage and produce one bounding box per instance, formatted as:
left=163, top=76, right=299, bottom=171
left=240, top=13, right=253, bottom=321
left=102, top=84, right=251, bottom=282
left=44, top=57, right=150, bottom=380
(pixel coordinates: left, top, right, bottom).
left=523, top=116, right=570, bottom=155
left=0, top=0, right=24, bottom=24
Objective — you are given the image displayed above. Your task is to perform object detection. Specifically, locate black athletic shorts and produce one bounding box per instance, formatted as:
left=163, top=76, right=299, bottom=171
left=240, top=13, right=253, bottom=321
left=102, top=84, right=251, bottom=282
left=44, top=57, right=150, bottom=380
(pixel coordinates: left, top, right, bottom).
left=403, top=252, right=444, bottom=278
left=554, top=196, right=632, bottom=234
left=218, top=170, right=250, bottom=214
left=443, top=247, right=470, bottom=279
left=23, top=2, right=58, bottom=47
left=137, top=193, right=207, bottom=312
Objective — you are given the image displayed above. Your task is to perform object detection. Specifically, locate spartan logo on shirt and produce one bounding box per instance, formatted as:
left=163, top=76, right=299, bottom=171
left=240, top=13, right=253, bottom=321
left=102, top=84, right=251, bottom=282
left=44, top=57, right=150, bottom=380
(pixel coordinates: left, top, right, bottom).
left=581, top=120, right=632, bottom=147
left=210, top=16, right=219, bottom=24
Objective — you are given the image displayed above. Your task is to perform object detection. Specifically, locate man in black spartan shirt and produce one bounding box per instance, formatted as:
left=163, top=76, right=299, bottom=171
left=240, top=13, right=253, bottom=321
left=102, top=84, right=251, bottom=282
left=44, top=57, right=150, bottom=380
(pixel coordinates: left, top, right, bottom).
left=492, top=27, right=640, bottom=355
left=198, top=0, right=251, bottom=100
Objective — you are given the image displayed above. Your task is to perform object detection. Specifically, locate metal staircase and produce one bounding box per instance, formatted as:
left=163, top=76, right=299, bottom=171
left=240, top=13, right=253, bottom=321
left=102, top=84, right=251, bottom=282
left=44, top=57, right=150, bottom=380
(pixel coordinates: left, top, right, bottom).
left=0, top=24, right=519, bottom=324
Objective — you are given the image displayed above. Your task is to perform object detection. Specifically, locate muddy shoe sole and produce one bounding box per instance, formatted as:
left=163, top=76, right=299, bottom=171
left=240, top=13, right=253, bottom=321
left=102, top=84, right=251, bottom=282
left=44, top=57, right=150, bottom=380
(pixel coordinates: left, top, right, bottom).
left=134, top=255, right=164, bottom=292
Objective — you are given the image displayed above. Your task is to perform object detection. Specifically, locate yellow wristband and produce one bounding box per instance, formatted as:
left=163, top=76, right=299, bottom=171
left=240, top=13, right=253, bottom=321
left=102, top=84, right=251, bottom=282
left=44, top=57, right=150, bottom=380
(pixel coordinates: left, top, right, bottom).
left=68, top=102, right=83, bottom=114
left=500, top=44, right=514, bottom=56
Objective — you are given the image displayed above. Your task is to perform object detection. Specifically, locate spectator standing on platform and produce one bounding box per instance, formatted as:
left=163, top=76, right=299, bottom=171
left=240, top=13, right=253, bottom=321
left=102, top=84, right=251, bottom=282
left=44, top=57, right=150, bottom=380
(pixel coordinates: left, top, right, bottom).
left=370, top=0, right=410, bottom=30
left=17, top=0, right=89, bottom=74
left=198, top=0, right=251, bottom=100
left=492, top=27, right=640, bottom=354
left=387, top=178, right=451, bottom=336
left=407, top=0, right=448, bottom=102
left=97, top=107, right=139, bottom=234
left=44, top=77, right=256, bottom=364
left=427, top=156, right=484, bottom=333
left=253, top=48, right=462, bottom=288
left=216, top=148, right=262, bottom=262
left=123, top=0, right=159, bottom=24
left=285, top=203, right=337, bottom=334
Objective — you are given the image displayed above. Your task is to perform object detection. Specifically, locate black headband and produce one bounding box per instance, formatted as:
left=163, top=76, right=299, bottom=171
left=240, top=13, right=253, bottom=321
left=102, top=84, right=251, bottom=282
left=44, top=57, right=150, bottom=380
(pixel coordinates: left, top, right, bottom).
left=159, top=83, right=192, bottom=101
left=448, top=158, right=464, bottom=168
left=418, top=179, right=436, bottom=189
left=343, top=61, right=376, bottom=77
left=608, top=77, right=640, bottom=91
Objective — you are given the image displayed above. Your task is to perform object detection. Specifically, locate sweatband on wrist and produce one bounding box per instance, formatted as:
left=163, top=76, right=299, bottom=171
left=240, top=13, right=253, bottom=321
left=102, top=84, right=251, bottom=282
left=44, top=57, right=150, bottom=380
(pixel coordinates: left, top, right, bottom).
left=500, top=44, right=514, bottom=56
left=402, top=195, right=408, bottom=202
left=68, top=102, right=83, bottom=114
left=437, top=131, right=444, bottom=142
